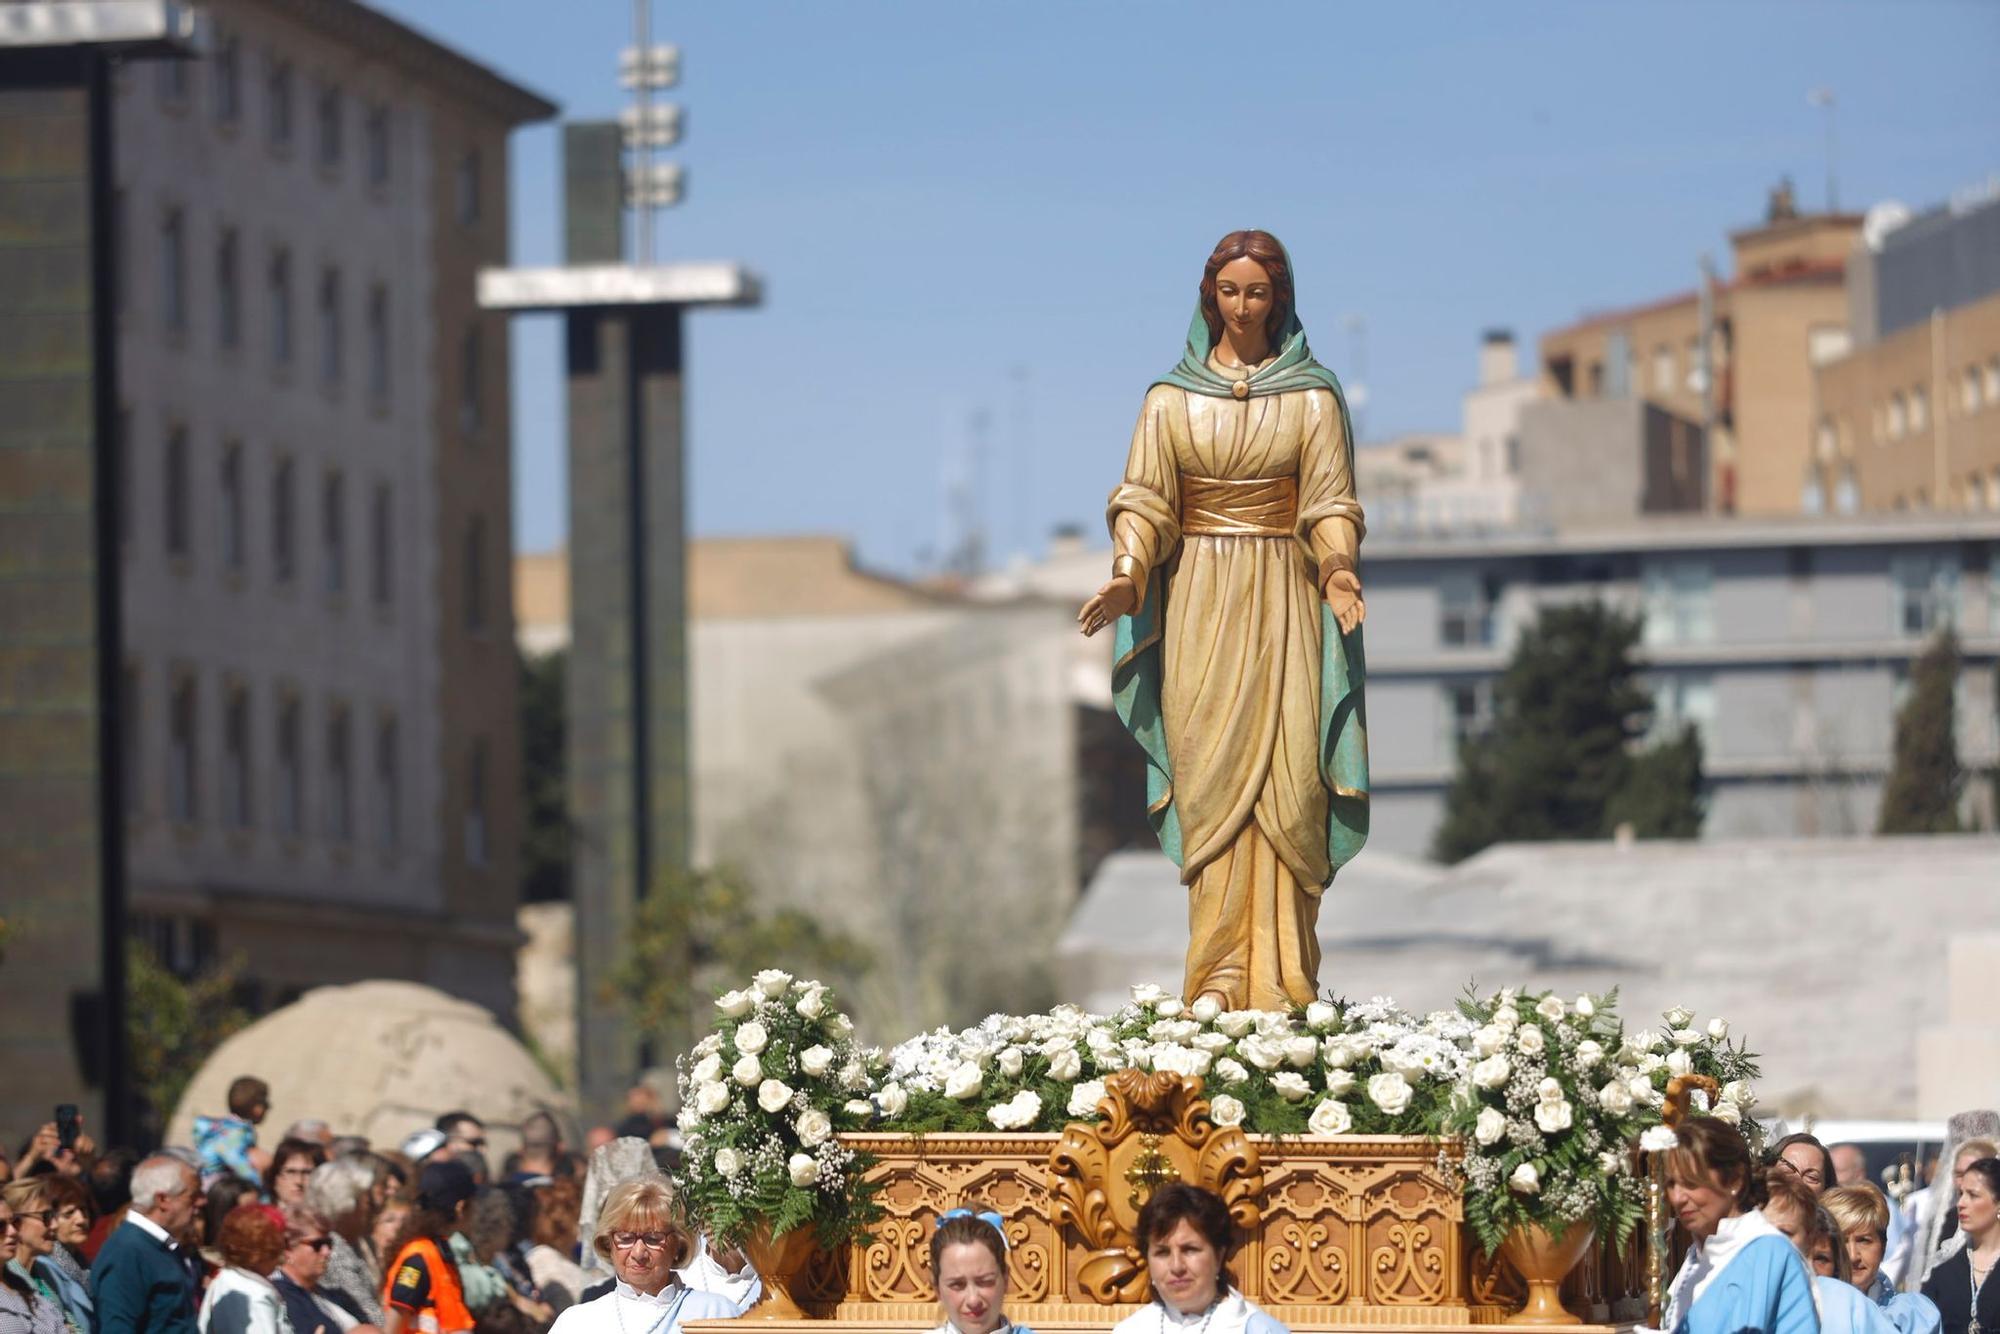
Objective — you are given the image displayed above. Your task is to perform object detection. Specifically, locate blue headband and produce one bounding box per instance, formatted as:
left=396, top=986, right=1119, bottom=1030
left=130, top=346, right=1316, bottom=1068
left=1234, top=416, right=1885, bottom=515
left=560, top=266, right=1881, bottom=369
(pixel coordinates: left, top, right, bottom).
left=939, top=1208, right=1007, bottom=1249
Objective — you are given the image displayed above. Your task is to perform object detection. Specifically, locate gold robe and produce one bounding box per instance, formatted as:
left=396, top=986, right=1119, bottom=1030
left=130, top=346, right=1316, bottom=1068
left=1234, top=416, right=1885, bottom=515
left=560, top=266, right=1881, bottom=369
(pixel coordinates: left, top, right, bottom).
left=1106, top=355, right=1364, bottom=1011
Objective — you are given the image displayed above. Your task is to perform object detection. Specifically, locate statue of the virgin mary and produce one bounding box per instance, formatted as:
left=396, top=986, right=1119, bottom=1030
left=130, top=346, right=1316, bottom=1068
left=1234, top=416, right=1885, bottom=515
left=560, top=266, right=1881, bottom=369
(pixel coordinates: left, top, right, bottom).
left=1079, top=230, right=1369, bottom=1012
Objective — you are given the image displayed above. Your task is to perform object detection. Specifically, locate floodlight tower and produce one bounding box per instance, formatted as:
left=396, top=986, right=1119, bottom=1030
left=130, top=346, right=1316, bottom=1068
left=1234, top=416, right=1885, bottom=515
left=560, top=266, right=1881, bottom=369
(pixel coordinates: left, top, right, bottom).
left=480, top=0, right=760, bottom=1117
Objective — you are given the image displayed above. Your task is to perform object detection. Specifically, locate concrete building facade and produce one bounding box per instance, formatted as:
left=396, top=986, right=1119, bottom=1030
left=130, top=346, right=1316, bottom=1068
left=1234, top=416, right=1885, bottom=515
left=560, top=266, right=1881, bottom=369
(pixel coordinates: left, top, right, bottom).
left=109, top=1, right=549, bottom=1014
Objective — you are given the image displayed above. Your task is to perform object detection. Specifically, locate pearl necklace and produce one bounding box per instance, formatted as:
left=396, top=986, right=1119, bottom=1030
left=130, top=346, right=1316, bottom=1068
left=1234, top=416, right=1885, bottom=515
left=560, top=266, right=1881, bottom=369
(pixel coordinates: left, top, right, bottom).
left=1157, top=1294, right=1223, bottom=1334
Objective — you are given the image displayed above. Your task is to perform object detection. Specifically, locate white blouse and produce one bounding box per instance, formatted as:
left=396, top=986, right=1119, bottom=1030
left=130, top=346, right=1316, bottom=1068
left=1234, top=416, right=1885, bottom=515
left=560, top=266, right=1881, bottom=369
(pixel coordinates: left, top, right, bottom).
left=545, top=1280, right=741, bottom=1334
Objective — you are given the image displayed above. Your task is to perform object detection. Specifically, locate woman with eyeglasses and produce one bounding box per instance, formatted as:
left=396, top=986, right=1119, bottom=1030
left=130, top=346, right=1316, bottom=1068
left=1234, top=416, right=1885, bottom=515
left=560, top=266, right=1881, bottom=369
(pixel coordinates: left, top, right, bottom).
left=197, top=1204, right=294, bottom=1334
left=266, top=1143, right=327, bottom=1213
left=270, top=1210, right=357, bottom=1334
left=1, top=1178, right=90, bottom=1334
left=1771, top=1134, right=1838, bottom=1199
left=547, top=1174, right=737, bottom=1334
left=0, top=1190, right=71, bottom=1334
left=929, top=1209, right=1032, bottom=1334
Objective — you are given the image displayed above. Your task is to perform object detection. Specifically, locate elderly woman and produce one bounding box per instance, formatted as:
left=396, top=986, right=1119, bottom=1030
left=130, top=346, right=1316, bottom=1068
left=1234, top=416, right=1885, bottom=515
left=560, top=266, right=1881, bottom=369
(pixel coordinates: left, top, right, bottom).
left=0, top=1182, right=79, bottom=1334
left=546, top=1176, right=737, bottom=1334
left=1661, top=1118, right=1819, bottom=1334
left=1826, top=1184, right=1943, bottom=1334
left=0, top=1194, right=66, bottom=1334
left=23, top=1177, right=91, bottom=1334
left=305, top=1159, right=383, bottom=1325
left=198, top=1204, right=294, bottom=1334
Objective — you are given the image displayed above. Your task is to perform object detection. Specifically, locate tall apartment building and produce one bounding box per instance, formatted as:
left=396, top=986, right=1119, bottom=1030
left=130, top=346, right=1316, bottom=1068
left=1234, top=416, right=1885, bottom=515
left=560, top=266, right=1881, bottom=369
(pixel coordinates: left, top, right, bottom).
left=1537, top=183, right=1861, bottom=517
left=100, top=5, right=548, bottom=1013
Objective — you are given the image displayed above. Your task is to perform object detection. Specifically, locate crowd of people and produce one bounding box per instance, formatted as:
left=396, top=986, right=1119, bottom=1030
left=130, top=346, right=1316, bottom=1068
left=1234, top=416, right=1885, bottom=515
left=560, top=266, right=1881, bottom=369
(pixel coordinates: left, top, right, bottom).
left=2, top=1075, right=1996, bottom=1334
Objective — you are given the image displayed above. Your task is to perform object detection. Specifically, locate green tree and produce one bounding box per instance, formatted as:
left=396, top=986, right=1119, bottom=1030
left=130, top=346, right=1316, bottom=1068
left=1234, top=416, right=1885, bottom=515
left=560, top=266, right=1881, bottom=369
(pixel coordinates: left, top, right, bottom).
left=1877, top=629, right=1964, bottom=833
left=1433, top=602, right=1705, bottom=863
left=127, top=941, right=251, bottom=1141
left=519, top=649, right=571, bottom=902
left=606, top=865, right=874, bottom=1059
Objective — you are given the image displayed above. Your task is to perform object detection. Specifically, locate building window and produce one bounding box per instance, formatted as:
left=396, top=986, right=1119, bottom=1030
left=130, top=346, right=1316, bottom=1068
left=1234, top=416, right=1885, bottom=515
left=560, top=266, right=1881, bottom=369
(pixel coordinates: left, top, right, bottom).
left=269, top=249, right=292, bottom=367
left=326, top=703, right=352, bottom=843
left=212, top=29, right=241, bottom=125
left=1648, top=672, right=1716, bottom=745
left=365, top=285, right=389, bottom=403
left=219, top=441, right=245, bottom=572
left=1834, top=466, right=1860, bottom=515
left=1986, top=358, right=2000, bottom=407
left=317, top=267, right=341, bottom=387
left=315, top=82, right=342, bottom=168
left=364, top=103, right=391, bottom=187
left=1888, top=393, right=1907, bottom=439
left=271, top=455, right=296, bottom=583
left=1966, top=367, right=1984, bottom=416
left=1911, top=386, right=1929, bottom=433
left=374, top=715, right=399, bottom=854
left=168, top=674, right=197, bottom=825
left=161, top=208, right=186, bottom=334
left=215, top=227, right=240, bottom=350
left=164, top=427, right=191, bottom=558
left=275, top=693, right=303, bottom=838
left=1641, top=559, right=1715, bottom=645
left=369, top=482, right=393, bottom=608
left=1438, top=571, right=1497, bottom=648
left=1441, top=680, right=1493, bottom=756
left=222, top=683, right=251, bottom=831
left=122, top=663, right=143, bottom=817
left=455, top=149, right=481, bottom=225
left=1814, top=416, right=1837, bottom=461
left=1652, top=344, right=1673, bottom=394
left=1891, top=553, right=1958, bottom=638
left=464, top=738, right=489, bottom=866
left=267, top=59, right=293, bottom=150
left=321, top=471, right=345, bottom=597
left=463, top=516, right=487, bottom=632
left=459, top=323, right=482, bottom=435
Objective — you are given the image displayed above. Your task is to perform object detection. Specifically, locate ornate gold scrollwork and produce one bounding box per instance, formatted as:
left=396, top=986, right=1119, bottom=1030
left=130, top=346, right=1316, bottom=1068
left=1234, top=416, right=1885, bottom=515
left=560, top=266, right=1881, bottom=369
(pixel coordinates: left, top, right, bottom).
left=1047, top=1070, right=1264, bottom=1305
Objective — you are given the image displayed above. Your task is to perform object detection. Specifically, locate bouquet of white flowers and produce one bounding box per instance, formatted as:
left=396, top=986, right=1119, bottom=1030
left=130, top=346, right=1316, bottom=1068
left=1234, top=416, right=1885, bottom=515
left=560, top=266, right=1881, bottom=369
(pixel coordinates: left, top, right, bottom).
left=674, top=971, right=884, bottom=1249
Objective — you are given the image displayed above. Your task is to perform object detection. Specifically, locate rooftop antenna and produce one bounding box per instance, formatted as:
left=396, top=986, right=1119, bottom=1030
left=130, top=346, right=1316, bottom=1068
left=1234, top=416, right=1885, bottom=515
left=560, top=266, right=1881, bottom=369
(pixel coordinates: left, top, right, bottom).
left=1807, top=87, right=1837, bottom=212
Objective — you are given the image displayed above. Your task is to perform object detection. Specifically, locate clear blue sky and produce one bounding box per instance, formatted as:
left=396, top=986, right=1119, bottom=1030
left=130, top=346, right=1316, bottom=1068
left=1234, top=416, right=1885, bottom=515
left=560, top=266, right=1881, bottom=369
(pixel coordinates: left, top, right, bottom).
left=373, top=0, right=2000, bottom=575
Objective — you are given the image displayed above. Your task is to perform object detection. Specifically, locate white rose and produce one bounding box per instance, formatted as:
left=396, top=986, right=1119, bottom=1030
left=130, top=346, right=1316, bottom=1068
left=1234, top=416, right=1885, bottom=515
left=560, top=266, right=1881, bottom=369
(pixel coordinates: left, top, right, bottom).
left=1190, top=995, right=1222, bottom=1024
left=875, top=1082, right=909, bottom=1118
left=1472, top=1025, right=1507, bottom=1057
left=795, top=987, right=827, bottom=1020
left=735, top=1021, right=769, bottom=1056
left=1574, top=1040, right=1605, bottom=1070
left=1492, top=1005, right=1520, bottom=1032
left=694, top=1034, right=723, bottom=1058
left=843, top=1099, right=874, bottom=1119
left=1214, top=1057, right=1250, bottom=1085
left=1284, top=1035, right=1320, bottom=1069
left=1209, top=1094, right=1246, bottom=1128
left=796, top=1108, right=833, bottom=1147
left=1670, top=1028, right=1701, bottom=1048
left=1308, top=1098, right=1354, bottom=1136
left=1368, top=1072, right=1414, bottom=1115
left=787, top=1152, right=819, bottom=1188
left=1239, top=1035, right=1285, bottom=1071
left=1321, top=1036, right=1364, bottom=1070
left=1068, top=1080, right=1107, bottom=1118
left=691, top=1053, right=723, bottom=1085
left=1665, top=1049, right=1692, bottom=1078
left=1536, top=1077, right=1563, bottom=1102
left=753, top=968, right=794, bottom=998
left=1629, top=1029, right=1664, bottom=1053
left=841, top=1062, right=870, bottom=1092
left=1130, top=983, right=1168, bottom=1006
left=987, top=1090, right=1042, bottom=1131
left=1471, top=1055, right=1512, bottom=1090
left=1630, top=1075, right=1659, bottom=1106
left=829, top=1014, right=855, bottom=1039
left=696, top=1081, right=731, bottom=1116
left=1155, top=997, right=1185, bottom=1018
left=1664, top=1005, right=1695, bottom=1029
left=1305, top=1001, right=1340, bottom=1032
left=757, top=1079, right=795, bottom=1114
left=1475, top=1107, right=1508, bottom=1146
left=1720, top=1080, right=1754, bottom=1108
left=1534, top=1099, right=1574, bottom=1134
left=1639, top=1125, right=1681, bottom=1153
left=1574, top=996, right=1596, bottom=1018
left=1712, top=1102, right=1743, bottom=1126
left=716, top=989, right=754, bottom=1018
left=733, top=1054, right=763, bottom=1086
left=1271, top=1071, right=1314, bottom=1102
left=713, top=1147, right=742, bottom=1177
left=1637, top=1053, right=1665, bottom=1075
left=1707, top=1017, right=1730, bottom=1041
left=1516, top=1025, right=1546, bottom=1057
left=944, top=1062, right=983, bottom=1101
left=1324, top=1069, right=1357, bottom=1097
left=1509, top=1162, right=1541, bottom=1195
left=1536, top=996, right=1567, bottom=1023
left=1215, top=1011, right=1257, bottom=1039
left=998, top=1047, right=1025, bottom=1077
left=1598, top=1150, right=1625, bottom=1176
left=1048, top=1047, right=1082, bottom=1082
left=799, top=1045, right=835, bottom=1078
left=1597, top=1080, right=1634, bottom=1115
left=1190, top=1032, right=1232, bottom=1055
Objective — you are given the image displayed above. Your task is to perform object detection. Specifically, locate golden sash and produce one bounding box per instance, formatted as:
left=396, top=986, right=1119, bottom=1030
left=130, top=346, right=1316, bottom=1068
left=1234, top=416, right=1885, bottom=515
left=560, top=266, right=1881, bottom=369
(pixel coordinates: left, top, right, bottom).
left=1180, top=474, right=1298, bottom=538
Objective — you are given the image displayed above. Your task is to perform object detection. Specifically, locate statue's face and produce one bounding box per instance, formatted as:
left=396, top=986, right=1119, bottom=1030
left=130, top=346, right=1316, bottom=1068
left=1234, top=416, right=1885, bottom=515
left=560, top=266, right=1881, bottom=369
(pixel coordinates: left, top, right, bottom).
left=1213, top=256, right=1275, bottom=345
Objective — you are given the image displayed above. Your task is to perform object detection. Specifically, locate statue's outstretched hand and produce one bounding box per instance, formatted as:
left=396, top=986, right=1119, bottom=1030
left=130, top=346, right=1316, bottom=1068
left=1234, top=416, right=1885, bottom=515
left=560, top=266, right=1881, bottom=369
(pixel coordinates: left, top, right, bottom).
left=1078, top=575, right=1138, bottom=637
left=1324, top=569, right=1366, bottom=636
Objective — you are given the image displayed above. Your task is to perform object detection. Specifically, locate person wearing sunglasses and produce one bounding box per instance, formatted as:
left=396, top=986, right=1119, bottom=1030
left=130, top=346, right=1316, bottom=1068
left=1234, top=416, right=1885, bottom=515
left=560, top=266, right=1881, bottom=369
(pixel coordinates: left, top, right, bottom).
left=547, top=1175, right=736, bottom=1334
left=929, top=1208, right=1032, bottom=1334
left=270, top=1211, right=356, bottom=1334
left=2, top=1180, right=82, bottom=1334
left=0, top=1196, right=68, bottom=1334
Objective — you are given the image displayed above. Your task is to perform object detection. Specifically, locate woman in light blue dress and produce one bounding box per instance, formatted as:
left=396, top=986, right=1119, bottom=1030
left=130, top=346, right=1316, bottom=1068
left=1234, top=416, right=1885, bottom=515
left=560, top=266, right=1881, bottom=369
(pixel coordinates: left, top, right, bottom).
left=1825, top=1186, right=1942, bottom=1334
left=1661, top=1118, right=1821, bottom=1334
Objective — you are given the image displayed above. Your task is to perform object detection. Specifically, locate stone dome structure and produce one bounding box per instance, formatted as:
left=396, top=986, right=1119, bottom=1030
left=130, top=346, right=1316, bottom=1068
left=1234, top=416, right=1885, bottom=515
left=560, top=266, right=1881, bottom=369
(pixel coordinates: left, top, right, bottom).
left=167, top=980, right=575, bottom=1161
